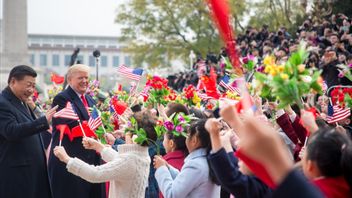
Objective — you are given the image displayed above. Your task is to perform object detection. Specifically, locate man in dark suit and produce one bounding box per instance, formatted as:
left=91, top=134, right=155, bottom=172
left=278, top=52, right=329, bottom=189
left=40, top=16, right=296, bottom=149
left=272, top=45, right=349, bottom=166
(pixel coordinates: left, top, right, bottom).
left=48, top=64, right=105, bottom=198
left=0, top=65, right=57, bottom=198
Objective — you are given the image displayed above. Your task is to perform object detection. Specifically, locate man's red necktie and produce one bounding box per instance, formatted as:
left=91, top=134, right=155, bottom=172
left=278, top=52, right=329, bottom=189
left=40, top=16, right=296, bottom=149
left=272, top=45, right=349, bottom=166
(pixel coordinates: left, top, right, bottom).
left=81, top=95, right=88, bottom=109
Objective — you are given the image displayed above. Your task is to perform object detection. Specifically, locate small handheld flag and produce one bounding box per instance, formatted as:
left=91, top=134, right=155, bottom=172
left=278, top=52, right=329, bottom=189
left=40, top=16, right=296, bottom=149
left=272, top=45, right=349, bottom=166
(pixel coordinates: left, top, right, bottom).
left=53, top=102, right=79, bottom=120
left=117, top=65, right=143, bottom=81
left=88, top=106, right=103, bottom=131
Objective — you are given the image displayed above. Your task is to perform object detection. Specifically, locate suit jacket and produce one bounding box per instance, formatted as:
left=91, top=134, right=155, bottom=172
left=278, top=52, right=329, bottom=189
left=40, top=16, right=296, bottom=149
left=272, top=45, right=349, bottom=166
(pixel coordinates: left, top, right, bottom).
left=48, top=86, right=105, bottom=198
left=0, top=87, right=52, bottom=198
left=155, top=148, right=221, bottom=198
left=208, top=148, right=272, bottom=198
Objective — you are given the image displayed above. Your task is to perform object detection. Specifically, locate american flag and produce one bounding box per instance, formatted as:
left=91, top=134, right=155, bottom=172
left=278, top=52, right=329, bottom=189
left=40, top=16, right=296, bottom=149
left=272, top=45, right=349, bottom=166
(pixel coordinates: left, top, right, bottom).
left=117, top=65, right=143, bottom=81
left=109, top=105, right=119, bottom=121
left=129, top=81, right=137, bottom=95
left=197, top=92, right=214, bottom=101
left=326, top=104, right=351, bottom=124
left=88, top=106, right=103, bottom=131
left=140, top=85, right=150, bottom=98
left=219, top=75, right=241, bottom=95
left=53, top=102, right=79, bottom=120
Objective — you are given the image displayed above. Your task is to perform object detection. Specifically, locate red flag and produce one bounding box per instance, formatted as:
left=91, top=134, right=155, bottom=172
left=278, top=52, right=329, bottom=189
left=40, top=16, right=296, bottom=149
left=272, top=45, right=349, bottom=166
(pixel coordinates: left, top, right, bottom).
left=51, top=73, right=65, bottom=84
left=201, top=75, right=220, bottom=99
left=111, top=99, right=127, bottom=115
left=235, top=92, right=254, bottom=113
left=32, top=89, right=39, bottom=102
left=71, top=121, right=97, bottom=140
left=207, top=0, right=241, bottom=73
left=56, top=124, right=71, bottom=141
left=236, top=149, right=276, bottom=189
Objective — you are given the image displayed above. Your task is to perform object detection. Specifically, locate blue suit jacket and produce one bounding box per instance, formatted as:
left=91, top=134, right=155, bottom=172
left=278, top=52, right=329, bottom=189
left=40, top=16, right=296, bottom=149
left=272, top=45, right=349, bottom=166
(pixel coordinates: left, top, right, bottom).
left=48, top=86, right=105, bottom=198
left=0, top=87, right=52, bottom=198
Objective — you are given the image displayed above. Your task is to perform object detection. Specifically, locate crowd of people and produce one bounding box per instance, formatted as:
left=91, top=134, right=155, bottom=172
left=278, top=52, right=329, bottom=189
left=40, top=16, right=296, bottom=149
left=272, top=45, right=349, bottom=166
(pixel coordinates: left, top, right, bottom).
left=168, top=13, right=352, bottom=92
left=1, top=11, right=352, bottom=198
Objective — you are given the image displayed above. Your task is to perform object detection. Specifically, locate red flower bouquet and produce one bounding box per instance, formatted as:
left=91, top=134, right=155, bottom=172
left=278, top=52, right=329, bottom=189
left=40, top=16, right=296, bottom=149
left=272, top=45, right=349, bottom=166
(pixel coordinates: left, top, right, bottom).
left=145, top=76, right=171, bottom=107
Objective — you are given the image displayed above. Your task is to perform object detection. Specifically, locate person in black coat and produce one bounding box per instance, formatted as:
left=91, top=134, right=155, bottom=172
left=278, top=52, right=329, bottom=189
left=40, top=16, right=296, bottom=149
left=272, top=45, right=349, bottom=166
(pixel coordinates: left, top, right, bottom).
left=0, top=65, right=57, bottom=198
left=48, top=64, right=105, bottom=198
left=208, top=148, right=273, bottom=198
left=207, top=108, right=324, bottom=198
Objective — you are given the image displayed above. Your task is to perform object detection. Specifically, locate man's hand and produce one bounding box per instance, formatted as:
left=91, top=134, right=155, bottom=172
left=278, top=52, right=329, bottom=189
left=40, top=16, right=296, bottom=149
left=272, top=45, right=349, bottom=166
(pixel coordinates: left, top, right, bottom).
left=45, top=105, right=59, bottom=124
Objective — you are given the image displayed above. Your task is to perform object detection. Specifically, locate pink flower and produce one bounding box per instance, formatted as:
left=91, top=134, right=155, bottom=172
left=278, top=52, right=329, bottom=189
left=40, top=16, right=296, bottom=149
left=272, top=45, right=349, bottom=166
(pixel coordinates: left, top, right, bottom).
left=256, top=65, right=265, bottom=73
left=178, top=115, right=185, bottom=122
left=242, top=56, right=249, bottom=64
left=164, top=121, right=174, bottom=131
left=175, top=125, right=183, bottom=133
left=338, top=72, right=345, bottom=78
left=220, top=62, right=226, bottom=69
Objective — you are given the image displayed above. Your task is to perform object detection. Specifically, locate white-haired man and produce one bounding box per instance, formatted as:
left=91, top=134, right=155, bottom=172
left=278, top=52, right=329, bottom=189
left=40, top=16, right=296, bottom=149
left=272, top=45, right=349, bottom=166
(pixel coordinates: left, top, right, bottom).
left=48, top=64, right=105, bottom=198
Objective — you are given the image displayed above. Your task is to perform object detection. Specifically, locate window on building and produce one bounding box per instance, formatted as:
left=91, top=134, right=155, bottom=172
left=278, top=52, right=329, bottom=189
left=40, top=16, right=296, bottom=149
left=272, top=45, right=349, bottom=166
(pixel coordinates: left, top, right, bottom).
left=101, top=56, right=108, bottom=67
left=124, top=56, right=131, bottom=66
left=112, top=56, right=120, bottom=67
left=77, top=55, right=84, bottom=64
left=64, top=55, right=71, bottom=66
left=89, top=56, right=95, bottom=67
left=30, top=54, right=35, bottom=65
left=52, top=54, right=60, bottom=66
left=40, top=54, right=47, bottom=66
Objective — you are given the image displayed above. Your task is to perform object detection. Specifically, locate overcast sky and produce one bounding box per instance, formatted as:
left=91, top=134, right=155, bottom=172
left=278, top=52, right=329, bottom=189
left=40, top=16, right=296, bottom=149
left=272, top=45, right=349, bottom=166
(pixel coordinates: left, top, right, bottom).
left=1, top=0, right=124, bottom=36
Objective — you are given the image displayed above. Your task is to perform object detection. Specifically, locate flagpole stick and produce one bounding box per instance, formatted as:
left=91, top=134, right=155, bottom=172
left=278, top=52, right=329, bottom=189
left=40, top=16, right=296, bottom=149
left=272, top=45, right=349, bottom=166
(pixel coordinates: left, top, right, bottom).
left=59, top=140, right=62, bottom=146
left=118, top=115, right=128, bottom=123
left=127, top=80, right=141, bottom=103
left=129, top=97, right=138, bottom=108
left=246, top=71, right=255, bottom=82
left=101, top=123, right=107, bottom=134
left=303, top=135, right=308, bottom=147
left=77, top=120, right=87, bottom=137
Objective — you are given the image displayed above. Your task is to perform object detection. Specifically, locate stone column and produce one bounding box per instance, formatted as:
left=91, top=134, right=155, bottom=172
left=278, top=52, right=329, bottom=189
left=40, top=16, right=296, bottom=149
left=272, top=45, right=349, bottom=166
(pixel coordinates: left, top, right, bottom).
left=0, top=0, right=30, bottom=89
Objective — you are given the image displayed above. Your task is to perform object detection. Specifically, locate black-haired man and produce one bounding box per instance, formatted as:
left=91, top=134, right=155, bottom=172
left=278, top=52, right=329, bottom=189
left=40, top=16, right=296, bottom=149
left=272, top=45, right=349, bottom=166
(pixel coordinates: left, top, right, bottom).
left=0, top=65, right=58, bottom=198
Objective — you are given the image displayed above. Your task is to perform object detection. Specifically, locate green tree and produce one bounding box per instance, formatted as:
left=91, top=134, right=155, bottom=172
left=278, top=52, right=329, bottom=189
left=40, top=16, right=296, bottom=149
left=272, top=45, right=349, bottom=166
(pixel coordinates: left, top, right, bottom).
left=115, top=0, right=247, bottom=68
left=247, top=0, right=304, bottom=34
left=331, top=0, right=352, bottom=17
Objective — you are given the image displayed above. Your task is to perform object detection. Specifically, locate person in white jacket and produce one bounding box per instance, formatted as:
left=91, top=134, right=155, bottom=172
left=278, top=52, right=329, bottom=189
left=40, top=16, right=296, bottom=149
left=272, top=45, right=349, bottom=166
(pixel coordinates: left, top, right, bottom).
left=54, top=111, right=157, bottom=198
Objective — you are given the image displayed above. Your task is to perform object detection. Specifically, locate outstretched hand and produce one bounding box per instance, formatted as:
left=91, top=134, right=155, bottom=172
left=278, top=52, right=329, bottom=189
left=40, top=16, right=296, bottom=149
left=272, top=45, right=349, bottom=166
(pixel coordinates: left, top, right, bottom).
left=82, top=137, right=104, bottom=153
left=236, top=114, right=293, bottom=185
left=53, top=146, right=71, bottom=164
left=45, top=105, right=59, bottom=124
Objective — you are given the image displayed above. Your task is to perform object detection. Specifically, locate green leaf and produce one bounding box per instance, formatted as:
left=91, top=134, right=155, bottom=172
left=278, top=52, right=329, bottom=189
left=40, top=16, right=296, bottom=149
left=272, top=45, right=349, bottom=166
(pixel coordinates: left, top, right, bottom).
left=254, top=72, right=268, bottom=82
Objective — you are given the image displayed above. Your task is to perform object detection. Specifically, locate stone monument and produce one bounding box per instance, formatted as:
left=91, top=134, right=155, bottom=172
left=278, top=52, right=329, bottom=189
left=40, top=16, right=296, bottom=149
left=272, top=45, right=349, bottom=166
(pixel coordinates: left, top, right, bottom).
left=0, top=0, right=30, bottom=89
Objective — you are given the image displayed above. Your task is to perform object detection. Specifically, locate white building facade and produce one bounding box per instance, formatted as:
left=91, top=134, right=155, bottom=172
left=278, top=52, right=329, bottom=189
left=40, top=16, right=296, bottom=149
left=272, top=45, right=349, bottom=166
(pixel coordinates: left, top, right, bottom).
left=28, top=34, right=132, bottom=77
